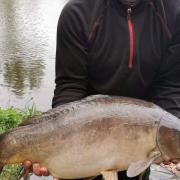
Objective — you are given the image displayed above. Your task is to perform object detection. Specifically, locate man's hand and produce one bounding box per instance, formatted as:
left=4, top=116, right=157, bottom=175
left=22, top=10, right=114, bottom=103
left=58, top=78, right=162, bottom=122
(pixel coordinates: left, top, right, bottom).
left=161, top=160, right=180, bottom=176
left=22, top=160, right=59, bottom=180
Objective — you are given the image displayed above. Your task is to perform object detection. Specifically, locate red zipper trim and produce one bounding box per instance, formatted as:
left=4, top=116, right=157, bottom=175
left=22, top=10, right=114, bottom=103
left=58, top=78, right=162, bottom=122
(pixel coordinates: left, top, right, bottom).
left=127, top=8, right=134, bottom=69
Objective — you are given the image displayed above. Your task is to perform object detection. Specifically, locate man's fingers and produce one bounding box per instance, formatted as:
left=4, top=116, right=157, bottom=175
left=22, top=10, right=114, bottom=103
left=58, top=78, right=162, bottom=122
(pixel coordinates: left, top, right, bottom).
left=23, top=160, right=32, bottom=170
left=40, top=167, right=49, bottom=176
left=18, top=160, right=32, bottom=179
left=22, top=161, right=52, bottom=177
left=33, top=163, right=42, bottom=176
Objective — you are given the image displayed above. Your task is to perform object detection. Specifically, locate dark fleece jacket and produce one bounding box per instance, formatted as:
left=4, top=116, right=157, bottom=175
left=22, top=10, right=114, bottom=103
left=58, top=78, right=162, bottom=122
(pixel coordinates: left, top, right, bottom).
left=52, top=0, right=180, bottom=119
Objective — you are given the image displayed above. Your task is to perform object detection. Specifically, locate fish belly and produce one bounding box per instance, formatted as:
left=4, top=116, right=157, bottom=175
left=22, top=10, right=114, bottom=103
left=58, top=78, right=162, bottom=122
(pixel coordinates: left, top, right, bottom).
left=44, top=123, right=157, bottom=179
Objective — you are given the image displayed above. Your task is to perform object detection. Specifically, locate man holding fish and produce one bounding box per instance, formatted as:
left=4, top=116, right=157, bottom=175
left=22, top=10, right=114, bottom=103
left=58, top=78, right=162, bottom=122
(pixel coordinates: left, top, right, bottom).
left=23, top=0, right=180, bottom=179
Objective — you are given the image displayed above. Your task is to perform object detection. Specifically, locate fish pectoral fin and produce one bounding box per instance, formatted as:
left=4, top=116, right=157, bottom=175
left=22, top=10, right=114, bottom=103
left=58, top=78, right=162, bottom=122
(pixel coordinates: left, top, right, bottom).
left=101, top=170, right=118, bottom=180
left=127, top=151, right=161, bottom=177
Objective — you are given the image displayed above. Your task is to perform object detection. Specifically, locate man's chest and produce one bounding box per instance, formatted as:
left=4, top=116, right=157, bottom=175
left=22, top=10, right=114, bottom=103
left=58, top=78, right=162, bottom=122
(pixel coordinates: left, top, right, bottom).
left=88, top=3, right=169, bottom=84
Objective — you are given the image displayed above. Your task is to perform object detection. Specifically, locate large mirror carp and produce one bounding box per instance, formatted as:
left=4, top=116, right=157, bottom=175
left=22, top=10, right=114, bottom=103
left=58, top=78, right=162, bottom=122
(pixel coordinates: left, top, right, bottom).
left=0, top=95, right=179, bottom=179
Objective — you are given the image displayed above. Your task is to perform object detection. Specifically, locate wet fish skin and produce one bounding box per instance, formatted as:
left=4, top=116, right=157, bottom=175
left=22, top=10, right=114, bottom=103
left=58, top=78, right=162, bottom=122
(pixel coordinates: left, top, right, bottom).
left=0, top=95, right=179, bottom=178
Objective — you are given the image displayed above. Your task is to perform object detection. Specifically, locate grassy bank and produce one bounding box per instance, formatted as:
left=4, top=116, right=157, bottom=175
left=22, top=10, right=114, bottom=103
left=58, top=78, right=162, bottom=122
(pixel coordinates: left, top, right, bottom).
left=0, top=106, right=40, bottom=180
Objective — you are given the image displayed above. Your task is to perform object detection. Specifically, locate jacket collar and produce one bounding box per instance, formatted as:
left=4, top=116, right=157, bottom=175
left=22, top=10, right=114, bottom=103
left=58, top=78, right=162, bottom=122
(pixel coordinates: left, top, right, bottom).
left=118, top=0, right=148, bottom=7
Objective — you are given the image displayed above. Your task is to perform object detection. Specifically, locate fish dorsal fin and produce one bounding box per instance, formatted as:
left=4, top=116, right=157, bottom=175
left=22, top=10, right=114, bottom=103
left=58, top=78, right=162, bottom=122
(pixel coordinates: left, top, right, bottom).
left=19, top=116, right=41, bottom=126
left=127, top=151, right=161, bottom=177
left=19, top=109, right=60, bottom=126
left=101, top=170, right=118, bottom=180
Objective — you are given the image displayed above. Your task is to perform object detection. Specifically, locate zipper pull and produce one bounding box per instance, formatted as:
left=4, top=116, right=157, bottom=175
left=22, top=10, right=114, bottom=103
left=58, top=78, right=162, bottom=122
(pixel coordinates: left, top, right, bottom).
left=127, top=7, right=132, bottom=18
left=127, top=7, right=134, bottom=70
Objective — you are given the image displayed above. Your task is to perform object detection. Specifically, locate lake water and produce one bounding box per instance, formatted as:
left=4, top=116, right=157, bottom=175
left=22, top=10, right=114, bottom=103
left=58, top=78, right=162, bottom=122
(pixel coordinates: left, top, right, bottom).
left=0, top=0, right=67, bottom=111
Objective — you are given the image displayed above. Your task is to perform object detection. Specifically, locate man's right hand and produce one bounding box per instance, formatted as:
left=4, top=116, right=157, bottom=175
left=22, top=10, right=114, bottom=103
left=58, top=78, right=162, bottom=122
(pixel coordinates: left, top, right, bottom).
left=22, top=160, right=59, bottom=180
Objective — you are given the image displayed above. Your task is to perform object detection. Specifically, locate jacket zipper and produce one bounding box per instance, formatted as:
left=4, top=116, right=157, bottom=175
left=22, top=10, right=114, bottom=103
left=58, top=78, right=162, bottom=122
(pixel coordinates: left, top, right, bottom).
left=127, top=7, right=134, bottom=70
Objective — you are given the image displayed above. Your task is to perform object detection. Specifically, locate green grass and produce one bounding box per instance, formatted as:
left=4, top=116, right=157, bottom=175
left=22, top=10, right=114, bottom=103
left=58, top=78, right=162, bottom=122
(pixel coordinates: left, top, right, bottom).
left=0, top=105, right=41, bottom=180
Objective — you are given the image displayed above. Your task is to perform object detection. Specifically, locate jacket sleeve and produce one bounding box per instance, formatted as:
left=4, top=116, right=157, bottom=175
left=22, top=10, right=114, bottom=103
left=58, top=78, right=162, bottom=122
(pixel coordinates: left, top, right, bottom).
left=151, top=14, right=180, bottom=118
left=52, top=3, right=89, bottom=108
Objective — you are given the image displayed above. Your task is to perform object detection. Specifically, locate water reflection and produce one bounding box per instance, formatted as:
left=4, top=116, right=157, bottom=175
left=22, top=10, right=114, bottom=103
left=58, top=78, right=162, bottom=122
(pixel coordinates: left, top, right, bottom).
left=4, top=58, right=44, bottom=96
left=0, top=0, right=67, bottom=110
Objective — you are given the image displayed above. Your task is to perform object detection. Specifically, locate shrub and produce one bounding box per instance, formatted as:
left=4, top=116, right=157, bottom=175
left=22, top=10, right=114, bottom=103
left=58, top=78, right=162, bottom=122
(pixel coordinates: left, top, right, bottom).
left=0, top=106, right=41, bottom=180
